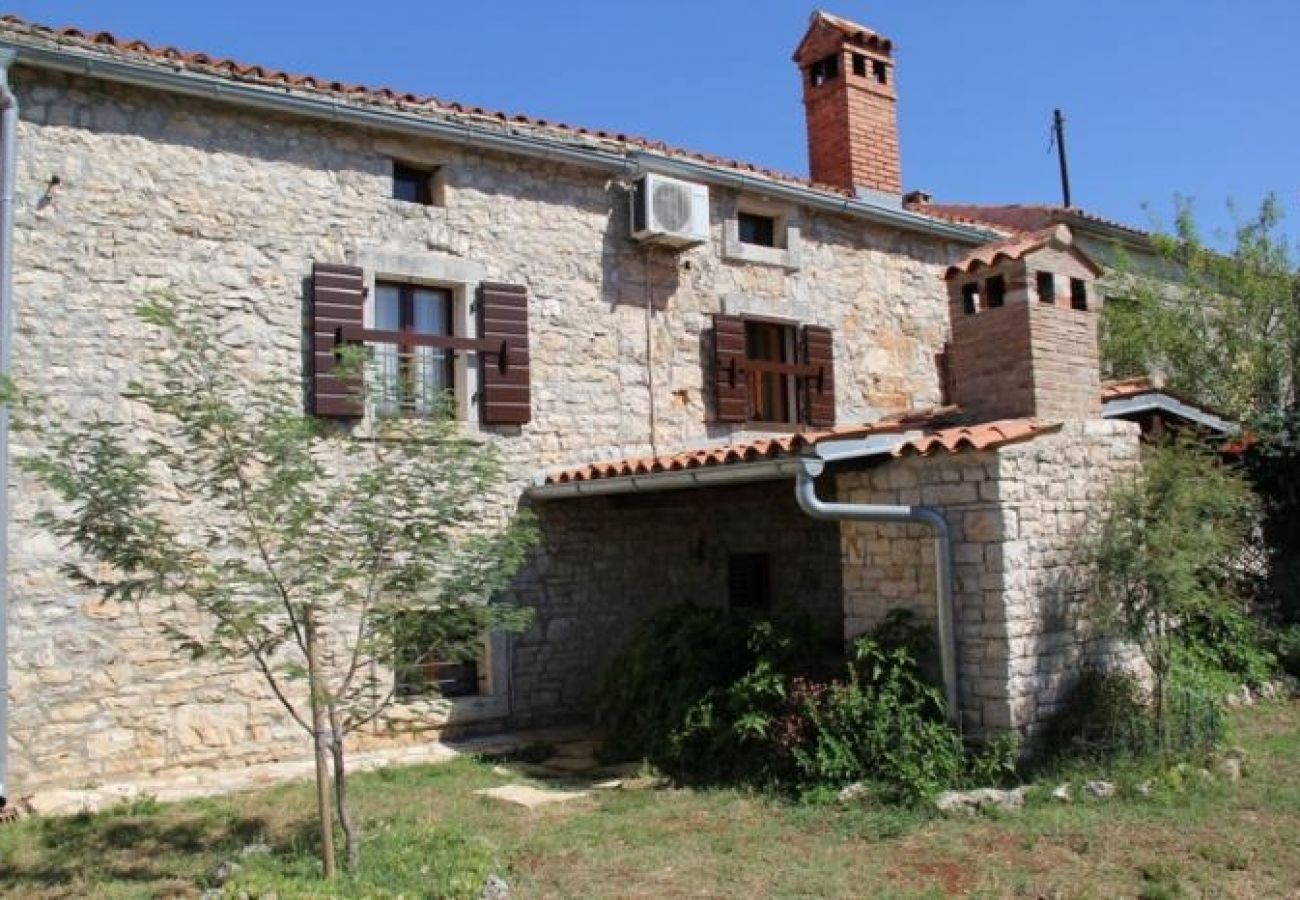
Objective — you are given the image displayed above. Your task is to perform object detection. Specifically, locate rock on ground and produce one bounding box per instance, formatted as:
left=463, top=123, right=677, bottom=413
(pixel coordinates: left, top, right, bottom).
left=473, top=784, right=588, bottom=809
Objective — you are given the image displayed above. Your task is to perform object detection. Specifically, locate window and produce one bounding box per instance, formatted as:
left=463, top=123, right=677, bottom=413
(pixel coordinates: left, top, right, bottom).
left=985, top=274, right=1007, bottom=308
left=1037, top=271, right=1056, bottom=304
left=737, top=211, right=777, bottom=248
left=373, top=282, right=454, bottom=415
left=392, top=161, right=436, bottom=205
left=851, top=53, right=867, bottom=77
left=1070, top=278, right=1088, bottom=311
left=808, top=53, right=839, bottom=87
left=728, top=553, right=772, bottom=612
left=961, top=282, right=980, bottom=315
left=745, top=320, right=797, bottom=424
left=392, top=611, right=484, bottom=699
left=871, top=59, right=888, bottom=85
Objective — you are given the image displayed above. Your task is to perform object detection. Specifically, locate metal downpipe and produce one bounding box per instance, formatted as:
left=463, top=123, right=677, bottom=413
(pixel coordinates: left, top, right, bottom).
left=0, top=47, right=18, bottom=810
left=794, top=457, right=960, bottom=725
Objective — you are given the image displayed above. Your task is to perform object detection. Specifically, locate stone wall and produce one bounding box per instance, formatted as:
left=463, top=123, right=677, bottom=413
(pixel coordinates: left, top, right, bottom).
left=510, top=481, right=843, bottom=724
left=836, top=419, right=1142, bottom=738
left=7, top=66, right=958, bottom=793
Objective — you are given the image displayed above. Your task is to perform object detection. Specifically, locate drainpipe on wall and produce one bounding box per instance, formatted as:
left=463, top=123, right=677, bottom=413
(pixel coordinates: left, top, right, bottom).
left=794, top=457, right=960, bottom=726
left=0, top=47, right=17, bottom=811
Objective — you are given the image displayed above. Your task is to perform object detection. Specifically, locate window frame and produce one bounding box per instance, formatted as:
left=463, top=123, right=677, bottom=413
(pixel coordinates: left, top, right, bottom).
left=743, top=317, right=801, bottom=428
left=372, top=281, right=456, bottom=417
left=392, top=160, right=438, bottom=206
left=737, top=211, right=779, bottom=248
left=723, top=200, right=802, bottom=270
left=1070, top=277, right=1089, bottom=311
left=1036, top=271, right=1057, bottom=304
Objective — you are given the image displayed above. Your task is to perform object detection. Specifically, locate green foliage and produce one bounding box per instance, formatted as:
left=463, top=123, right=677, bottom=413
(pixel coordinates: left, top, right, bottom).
left=1177, top=605, right=1277, bottom=689
left=595, top=602, right=817, bottom=774
left=21, top=291, right=537, bottom=873
left=1274, top=624, right=1300, bottom=678
left=1240, top=405, right=1300, bottom=622
left=598, top=605, right=1011, bottom=803
left=1087, top=440, right=1258, bottom=744
left=1101, top=195, right=1300, bottom=420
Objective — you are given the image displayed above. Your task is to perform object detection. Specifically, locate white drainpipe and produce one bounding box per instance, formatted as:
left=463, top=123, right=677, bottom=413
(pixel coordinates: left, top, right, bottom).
left=794, top=457, right=960, bottom=725
left=0, top=47, right=18, bottom=810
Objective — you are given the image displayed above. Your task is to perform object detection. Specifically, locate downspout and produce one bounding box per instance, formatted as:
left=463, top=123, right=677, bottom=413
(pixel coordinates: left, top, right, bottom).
left=794, top=457, right=960, bottom=725
left=0, top=47, right=17, bottom=811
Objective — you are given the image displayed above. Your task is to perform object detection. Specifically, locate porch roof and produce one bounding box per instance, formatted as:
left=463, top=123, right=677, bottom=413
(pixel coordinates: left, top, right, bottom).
left=532, top=415, right=1058, bottom=498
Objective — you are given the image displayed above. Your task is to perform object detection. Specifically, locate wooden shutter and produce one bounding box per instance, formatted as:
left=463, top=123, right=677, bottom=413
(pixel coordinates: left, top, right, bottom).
left=802, top=324, right=836, bottom=427
left=712, top=314, right=748, bottom=424
left=310, top=262, right=366, bottom=417
left=478, top=282, right=531, bottom=425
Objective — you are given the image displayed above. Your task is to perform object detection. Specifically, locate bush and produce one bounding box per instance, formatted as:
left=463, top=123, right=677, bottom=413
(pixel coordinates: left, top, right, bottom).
left=1040, top=668, right=1224, bottom=762
left=1274, top=624, right=1300, bottom=678
left=1178, top=605, right=1277, bottom=688
left=598, top=605, right=1014, bottom=803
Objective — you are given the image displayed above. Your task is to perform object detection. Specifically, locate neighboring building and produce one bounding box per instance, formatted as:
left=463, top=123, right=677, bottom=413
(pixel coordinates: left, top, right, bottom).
left=0, top=11, right=1230, bottom=807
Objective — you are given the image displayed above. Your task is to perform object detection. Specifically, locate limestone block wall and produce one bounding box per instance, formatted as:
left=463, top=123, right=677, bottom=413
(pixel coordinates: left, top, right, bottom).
left=836, top=419, right=1141, bottom=737
left=510, top=481, right=843, bottom=724
left=6, top=65, right=959, bottom=792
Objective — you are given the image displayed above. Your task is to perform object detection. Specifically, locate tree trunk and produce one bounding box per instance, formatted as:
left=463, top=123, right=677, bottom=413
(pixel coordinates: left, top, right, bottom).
left=304, top=606, right=338, bottom=879
left=328, top=703, right=361, bottom=871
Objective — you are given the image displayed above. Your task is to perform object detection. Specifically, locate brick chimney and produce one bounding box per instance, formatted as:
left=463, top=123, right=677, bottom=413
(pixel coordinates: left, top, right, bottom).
left=793, top=11, right=901, bottom=199
left=944, top=225, right=1104, bottom=422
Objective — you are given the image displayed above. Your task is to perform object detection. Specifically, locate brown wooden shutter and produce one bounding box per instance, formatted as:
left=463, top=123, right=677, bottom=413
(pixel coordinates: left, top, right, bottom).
left=478, top=282, right=531, bottom=425
left=712, top=314, right=748, bottom=424
left=802, top=324, right=836, bottom=427
left=310, top=262, right=366, bottom=417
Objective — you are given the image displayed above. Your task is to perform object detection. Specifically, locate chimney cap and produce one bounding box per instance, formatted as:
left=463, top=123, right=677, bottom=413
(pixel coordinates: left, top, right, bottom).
left=793, top=10, right=894, bottom=63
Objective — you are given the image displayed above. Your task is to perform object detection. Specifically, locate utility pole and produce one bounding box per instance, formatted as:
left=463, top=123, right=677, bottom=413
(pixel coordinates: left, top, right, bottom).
left=1053, top=108, right=1072, bottom=208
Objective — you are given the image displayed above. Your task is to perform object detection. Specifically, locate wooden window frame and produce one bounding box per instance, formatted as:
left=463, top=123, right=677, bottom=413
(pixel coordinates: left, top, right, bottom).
left=374, top=281, right=455, bottom=414
left=737, top=210, right=779, bottom=248
left=744, top=318, right=800, bottom=427
left=392, top=160, right=437, bottom=206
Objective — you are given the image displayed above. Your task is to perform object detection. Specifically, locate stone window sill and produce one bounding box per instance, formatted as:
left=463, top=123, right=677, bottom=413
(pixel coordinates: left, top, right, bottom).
left=721, top=221, right=802, bottom=272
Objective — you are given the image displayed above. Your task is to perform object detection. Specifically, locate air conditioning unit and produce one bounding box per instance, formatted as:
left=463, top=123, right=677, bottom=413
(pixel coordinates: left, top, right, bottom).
left=630, top=174, right=710, bottom=247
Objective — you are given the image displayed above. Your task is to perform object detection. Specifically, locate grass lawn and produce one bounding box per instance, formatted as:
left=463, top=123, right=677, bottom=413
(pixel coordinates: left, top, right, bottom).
left=0, top=701, right=1296, bottom=899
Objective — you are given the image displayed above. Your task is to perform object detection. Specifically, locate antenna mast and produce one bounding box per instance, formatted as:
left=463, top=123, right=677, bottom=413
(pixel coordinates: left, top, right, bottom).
left=1053, top=108, right=1073, bottom=208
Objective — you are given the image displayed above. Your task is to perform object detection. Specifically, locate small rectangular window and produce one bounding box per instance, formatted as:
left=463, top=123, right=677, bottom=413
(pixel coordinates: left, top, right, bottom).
left=809, top=53, right=840, bottom=87
left=1037, top=271, right=1056, bottom=303
left=737, top=211, right=777, bottom=248
left=851, top=53, right=867, bottom=77
left=728, top=553, right=772, bottom=612
left=961, top=282, right=979, bottom=315
left=1070, top=278, right=1088, bottom=310
left=393, top=161, right=435, bottom=205
left=872, top=59, right=888, bottom=85
left=985, top=275, right=1007, bottom=309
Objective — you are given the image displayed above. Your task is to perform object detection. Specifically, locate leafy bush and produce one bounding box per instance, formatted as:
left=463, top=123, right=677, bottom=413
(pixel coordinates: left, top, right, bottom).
left=1274, top=624, right=1300, bottom=678
left=1178, top=605, right=1277, bottom=689
left=598, top=605, right=1014, bottom=803
left=1040, top=667, right=1224, bottom=762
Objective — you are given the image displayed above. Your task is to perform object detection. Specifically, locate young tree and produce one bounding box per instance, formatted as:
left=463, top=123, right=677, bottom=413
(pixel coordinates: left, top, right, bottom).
left=1086, top=441, right=1258, bottom=747
left=24, top=295, right=535, bottom=875
left=1101, top=194, right=1300, bottom=421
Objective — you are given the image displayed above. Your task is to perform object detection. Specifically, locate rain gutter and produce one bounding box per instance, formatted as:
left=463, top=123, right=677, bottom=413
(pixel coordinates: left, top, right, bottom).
left=2, top=40, right=996, bottom=245
left=794, top=456, right=960, bottom=724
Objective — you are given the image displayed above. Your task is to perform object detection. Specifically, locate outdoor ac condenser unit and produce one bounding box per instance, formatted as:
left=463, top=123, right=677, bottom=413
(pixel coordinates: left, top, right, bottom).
left=630, top=173, right=710, bottom=248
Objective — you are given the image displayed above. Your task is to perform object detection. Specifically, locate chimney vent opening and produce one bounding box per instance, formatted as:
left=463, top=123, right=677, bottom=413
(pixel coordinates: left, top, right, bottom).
left=871, top=59, right=888, bottom=85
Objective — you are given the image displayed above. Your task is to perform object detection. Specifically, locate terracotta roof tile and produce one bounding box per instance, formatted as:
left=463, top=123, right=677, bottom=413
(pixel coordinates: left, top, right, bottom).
left=0, top=13, right=976, bottom=216
left=914, top=202, right=1148, bottom=240
left=945, top=224, right=1101, bottom=279
left=542, top=415, right=1058, bottom=486
left=1100, top=377, right=1156, bottom=402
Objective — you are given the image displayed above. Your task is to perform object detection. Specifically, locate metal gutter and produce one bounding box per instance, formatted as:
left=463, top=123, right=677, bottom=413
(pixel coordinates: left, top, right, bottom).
left=0, top=46, right=16, bottom=811
left=2, top=39, right=996, bottom=245
left=794, top=457, right=960, bottom=725
left=1102, top=393, right=1234, bottom=435
left=526, top=458, right=806, bottom=500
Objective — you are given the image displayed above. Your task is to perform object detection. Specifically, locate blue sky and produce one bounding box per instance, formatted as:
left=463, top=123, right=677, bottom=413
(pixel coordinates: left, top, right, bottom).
left=6, top=1, right=1298, bottom=247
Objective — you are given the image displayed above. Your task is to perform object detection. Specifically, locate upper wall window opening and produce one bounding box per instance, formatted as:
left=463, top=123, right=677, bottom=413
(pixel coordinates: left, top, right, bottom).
left=871, top=58, right=888, bottom=85
left=961, top=282, right=979, bottom=315
left=985, top=275, right=1007, bottom=309
left=373, top=281, right=454, bottom=416
left=393, top=161, right=436, bottom=205
left=737, top=211, right=778, bottom=248
left=1070, top=278, right=1088, bottom=311
left=1037, top=271, right=1056, bottom=304
left=851, top=53, right=867, bottom=77
left=809, top=53, right=840, bottom=87
left=727, top=552, right=772, bottom=612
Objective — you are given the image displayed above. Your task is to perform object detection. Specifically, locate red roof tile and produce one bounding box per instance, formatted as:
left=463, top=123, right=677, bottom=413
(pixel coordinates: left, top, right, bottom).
left=542, top=416, right=1059, bottom=486
left=1100, top=377, right=1157, bottom=402
left=944, top=224, right=1102, bottom=279
left=912, top=202, right=1149, bottom=240
left=0, top=13, right=970, bottom=219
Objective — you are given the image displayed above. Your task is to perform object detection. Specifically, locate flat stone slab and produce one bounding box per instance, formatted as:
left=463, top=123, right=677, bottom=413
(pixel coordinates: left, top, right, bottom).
left=474, top=784, right=589, bottom=809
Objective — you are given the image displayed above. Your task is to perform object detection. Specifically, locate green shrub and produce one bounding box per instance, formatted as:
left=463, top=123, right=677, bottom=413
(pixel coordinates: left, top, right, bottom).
left=1274, top=624, right=1300, bottom=678
left=1041, top=667, right=1224, bottom=762
left=598, top=605, right=1014, bottom=802
left=1179, top=605, right=1277, bottom=688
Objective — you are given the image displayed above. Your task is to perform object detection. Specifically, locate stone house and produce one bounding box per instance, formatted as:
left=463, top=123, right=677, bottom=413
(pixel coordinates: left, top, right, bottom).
left=0, top=11, right=1232, bottom=807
